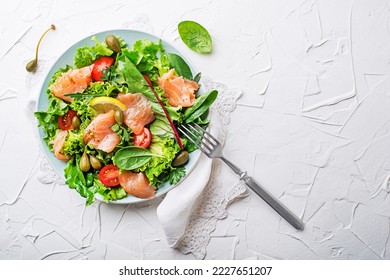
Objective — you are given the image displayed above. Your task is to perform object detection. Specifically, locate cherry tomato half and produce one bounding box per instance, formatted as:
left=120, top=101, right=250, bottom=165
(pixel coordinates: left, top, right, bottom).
left=143, top=75, right=153, bottom=88
left=99, top=164, right=120, bottom=187
left=133, top=127, right=152, bottom=149
left=91, top=56, right=115, bottom=81
left=58, top=110, right=77, bottom=131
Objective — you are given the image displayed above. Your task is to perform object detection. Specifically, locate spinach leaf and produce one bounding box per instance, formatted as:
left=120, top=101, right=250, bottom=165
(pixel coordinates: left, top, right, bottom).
left=116, top=53, right=155, bottom=100
left=178, top=21, right=212, bottom=54
left=115, top=53, right=184, bottom=148
left=193, top=72, right=201, bottom=83
left=113, top=146, right=156, bottom=170
left=183, top=90, right=218, bottom=123
left=166, top=53, right=193, bottom=80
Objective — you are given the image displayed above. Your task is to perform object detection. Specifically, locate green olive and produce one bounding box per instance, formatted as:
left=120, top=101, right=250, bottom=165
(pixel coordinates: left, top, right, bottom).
left=72, top=116, right=81, bottom=129
left=172, top=150, right=189, bottom=167
left=105, top=35, right=121, bottom=53
left=26, top=59, right=37, bottom=72
left=114, top=110, right=123, bottom=125
left=89, top=155, right=102, bottom=170
left=80, top=152, right=90, bottom=172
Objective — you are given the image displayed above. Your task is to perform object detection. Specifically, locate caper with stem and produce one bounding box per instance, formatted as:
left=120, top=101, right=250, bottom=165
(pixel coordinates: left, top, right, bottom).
left=105, top=34, right=121, bottom=53
left=26, top=24, right=56, bottom=72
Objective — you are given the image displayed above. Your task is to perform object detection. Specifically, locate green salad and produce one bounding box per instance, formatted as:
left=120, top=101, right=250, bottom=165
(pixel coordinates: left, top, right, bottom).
left=35, top=34, right=218, bottom=205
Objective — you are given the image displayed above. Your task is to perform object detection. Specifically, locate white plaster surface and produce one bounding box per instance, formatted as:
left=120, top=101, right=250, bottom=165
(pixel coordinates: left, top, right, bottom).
left=1, top=0, right=390, bottom=259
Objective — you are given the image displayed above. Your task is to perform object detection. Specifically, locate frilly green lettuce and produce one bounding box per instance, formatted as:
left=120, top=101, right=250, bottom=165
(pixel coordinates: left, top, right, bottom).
left=137, top=136, right=183, bottom=186
left=74, top=36, right=113, bottom=68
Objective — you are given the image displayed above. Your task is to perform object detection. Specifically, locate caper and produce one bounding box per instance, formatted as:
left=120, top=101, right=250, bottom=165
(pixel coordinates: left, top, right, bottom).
left=26, top=59, right=37, bottom=72
left=89, top=155, right=102, bottom=170
left=80, top=152, right=91, bottom=172
left=172, top=150, right=189, bottom=167
left=71, top=116, right=81, bottom=129
left=105, top=34, right=121, bottom=53
left=114, top=110, right=123, bottom=125
left=26, top=24, right=56, bottom=72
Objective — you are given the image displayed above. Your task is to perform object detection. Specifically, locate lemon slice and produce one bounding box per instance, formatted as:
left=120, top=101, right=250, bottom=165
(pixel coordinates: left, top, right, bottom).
left=90, top=96, right=127, bottom=114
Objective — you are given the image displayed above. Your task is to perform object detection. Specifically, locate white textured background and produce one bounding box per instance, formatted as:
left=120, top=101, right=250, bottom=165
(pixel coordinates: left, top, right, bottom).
left=1, top=0, right=390, bottom=259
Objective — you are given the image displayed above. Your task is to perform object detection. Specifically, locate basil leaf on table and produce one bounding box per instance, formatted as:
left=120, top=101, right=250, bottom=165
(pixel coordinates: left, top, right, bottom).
left=166, top=53, right=193, bottom=80
left=183, top=90, right=218, bottom=123
left=113, top=146, right=157, bottom=170
left=178, top=21, right=212, bottom=54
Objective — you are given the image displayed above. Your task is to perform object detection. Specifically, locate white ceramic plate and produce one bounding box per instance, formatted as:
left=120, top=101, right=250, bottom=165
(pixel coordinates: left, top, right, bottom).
left=36, top=29, right=202, bottom=204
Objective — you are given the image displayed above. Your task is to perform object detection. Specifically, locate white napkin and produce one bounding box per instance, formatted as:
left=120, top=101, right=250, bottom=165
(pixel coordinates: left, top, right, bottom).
left=156, top=154, right=212, bottom=246
left=156, top=109, right=220, bottom=247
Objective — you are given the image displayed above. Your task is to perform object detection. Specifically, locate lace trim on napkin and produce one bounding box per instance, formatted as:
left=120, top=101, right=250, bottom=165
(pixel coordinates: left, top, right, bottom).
left=174, top=77, right=247, bottom=259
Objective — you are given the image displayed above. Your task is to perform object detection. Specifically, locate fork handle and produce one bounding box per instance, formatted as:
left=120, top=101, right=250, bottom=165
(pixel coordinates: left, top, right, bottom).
left=220, top=157, right=304, bottom=230
left=242, top=175, right=304, bottom=230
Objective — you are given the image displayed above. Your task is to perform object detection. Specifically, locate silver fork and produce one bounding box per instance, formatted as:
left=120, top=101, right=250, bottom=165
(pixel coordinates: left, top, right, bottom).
left=179, top=123, right=304, bottom=230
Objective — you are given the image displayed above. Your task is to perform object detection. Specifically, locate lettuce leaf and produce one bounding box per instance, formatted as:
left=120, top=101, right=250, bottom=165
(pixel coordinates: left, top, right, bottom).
left=123, top=39, right=170, bottom=81
left=74, top=36, right=113, bottom=68
left=96, top=179, right=127, bottom=202
left=115, top=54, right=182, bottom=123
left=64, top=155, right=127, bottom=205
left=149, top=115, right=175, bottom=139
left=34, top=66, right=71, bottom=150
left=64, top=155, right=98, bottom=205
left=136, top=136, right=181, bottom=186
left=62, top=130, right=84, bottom=156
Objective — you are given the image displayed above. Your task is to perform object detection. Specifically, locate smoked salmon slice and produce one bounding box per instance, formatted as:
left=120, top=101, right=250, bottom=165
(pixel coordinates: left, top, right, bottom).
left=83, top=110, right=120, bottom=153
left=116, top=93, right=155, bottom=135
left=52, top=130, right=70, bottom=161
left=118, top=171, right=156, bottom=199
left=49, top=66, right=92, bottom=102
left=158, top=69, right=199, bottom=107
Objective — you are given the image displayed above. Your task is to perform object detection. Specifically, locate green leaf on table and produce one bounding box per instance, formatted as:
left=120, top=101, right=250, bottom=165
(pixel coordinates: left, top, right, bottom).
left=166, top=53, right=193, bottom=80
left=178, top=21, right=212, bottom=54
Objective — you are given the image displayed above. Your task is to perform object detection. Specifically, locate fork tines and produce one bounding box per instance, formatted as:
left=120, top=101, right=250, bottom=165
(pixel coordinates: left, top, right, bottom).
left=178, top=123, right=218, bottom=156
